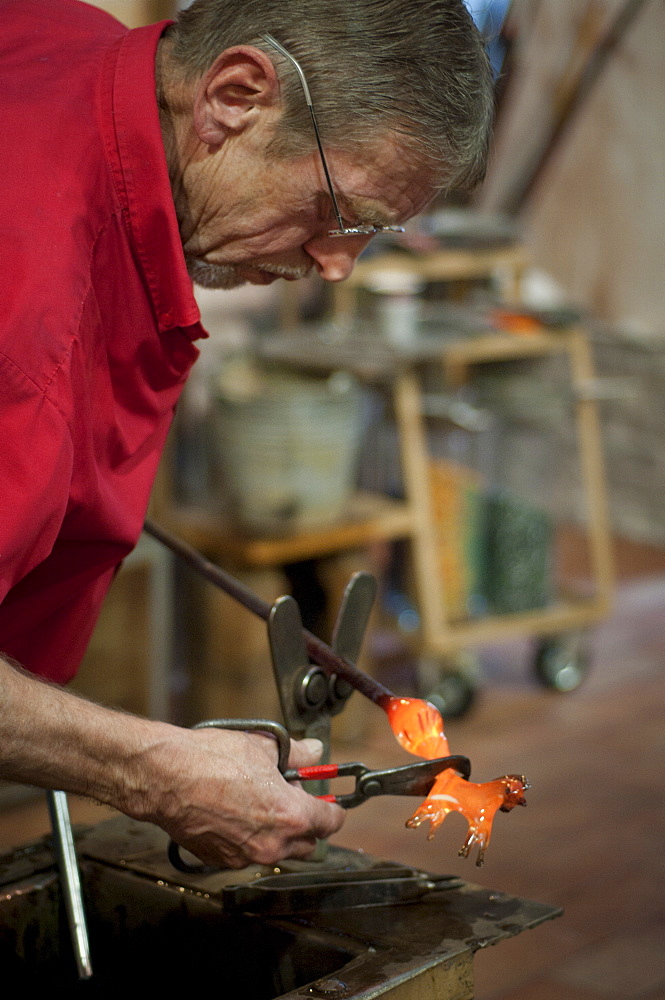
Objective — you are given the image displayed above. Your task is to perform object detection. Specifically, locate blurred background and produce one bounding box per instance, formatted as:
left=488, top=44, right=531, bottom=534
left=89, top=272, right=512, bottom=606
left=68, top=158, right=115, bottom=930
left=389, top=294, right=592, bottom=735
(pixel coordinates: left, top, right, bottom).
left=1, top=3, right=663, bottom=998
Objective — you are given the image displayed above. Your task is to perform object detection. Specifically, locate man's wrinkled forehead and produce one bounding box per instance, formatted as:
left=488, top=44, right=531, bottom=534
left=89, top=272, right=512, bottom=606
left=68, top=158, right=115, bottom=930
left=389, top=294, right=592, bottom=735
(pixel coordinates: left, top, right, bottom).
left=330, top=137, right=438, bottom=226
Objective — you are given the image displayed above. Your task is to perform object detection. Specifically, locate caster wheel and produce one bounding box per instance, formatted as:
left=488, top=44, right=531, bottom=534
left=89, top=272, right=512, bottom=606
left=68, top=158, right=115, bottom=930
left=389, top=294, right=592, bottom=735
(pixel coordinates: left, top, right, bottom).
left=533, top=631, right=591, bottom=692
left=421, top=653, right=479, bottom=719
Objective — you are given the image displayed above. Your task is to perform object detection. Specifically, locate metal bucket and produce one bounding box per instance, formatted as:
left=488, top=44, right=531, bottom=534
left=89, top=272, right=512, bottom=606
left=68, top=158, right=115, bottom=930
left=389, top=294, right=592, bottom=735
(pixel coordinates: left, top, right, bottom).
left=211, top=368, right=363, bottom=535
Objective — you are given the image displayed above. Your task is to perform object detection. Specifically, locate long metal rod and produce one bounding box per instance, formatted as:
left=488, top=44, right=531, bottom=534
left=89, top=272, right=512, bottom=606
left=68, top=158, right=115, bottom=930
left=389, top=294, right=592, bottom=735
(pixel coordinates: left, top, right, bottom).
left=143, top=518, right=393, bottom=708
left=46, top=790, right=93, bottom=980
left=500, top=0, right=651, bottom=215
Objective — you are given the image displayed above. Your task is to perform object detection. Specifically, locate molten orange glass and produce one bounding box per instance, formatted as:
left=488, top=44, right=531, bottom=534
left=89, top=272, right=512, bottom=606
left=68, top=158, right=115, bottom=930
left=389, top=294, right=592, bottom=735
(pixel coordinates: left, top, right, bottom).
left=385, top=696, right=450, bottom=758
left=385, top=696, right=528, bottom=866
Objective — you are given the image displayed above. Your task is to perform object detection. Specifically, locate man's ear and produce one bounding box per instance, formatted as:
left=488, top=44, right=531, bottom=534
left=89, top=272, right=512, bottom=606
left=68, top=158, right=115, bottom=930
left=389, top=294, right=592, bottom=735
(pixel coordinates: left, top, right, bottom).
left=192, top=46, right=280, bottom=147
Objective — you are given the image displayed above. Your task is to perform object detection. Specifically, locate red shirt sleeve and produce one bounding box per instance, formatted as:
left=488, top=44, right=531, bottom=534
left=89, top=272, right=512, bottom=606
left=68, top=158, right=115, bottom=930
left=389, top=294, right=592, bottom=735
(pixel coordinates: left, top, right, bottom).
left=0, top=354, right=73, bottom=602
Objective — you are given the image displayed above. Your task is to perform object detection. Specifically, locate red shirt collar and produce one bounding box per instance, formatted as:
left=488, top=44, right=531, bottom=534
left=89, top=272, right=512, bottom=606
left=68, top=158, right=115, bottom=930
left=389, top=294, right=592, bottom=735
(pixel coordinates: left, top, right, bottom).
left=102, top=21, right=204, bottom=336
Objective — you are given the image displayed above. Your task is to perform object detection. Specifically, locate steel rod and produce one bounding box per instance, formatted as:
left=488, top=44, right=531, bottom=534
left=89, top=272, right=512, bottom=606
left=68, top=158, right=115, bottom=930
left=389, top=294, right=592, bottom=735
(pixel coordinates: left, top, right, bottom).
left=47, top=790, right=93, bottom=980
left=144, top=518, right=393, bottom=707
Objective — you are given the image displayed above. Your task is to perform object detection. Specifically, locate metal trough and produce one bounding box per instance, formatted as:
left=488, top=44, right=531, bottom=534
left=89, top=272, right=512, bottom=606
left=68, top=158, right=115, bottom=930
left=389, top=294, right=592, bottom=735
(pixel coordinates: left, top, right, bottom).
left=0, top=815, right=561, bottom=997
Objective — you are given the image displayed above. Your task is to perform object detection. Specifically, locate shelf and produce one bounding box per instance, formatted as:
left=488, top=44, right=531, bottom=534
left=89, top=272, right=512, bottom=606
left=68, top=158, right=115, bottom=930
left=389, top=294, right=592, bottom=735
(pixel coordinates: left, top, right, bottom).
left=420, top=595, right=612, bottom=656
left=343, top=245, right=528, bottom=285
left=163, top=493, right=414, bottom=569
left=330, top=245, right=528, bottom=319
left=258, top=324, right=584, bottom=388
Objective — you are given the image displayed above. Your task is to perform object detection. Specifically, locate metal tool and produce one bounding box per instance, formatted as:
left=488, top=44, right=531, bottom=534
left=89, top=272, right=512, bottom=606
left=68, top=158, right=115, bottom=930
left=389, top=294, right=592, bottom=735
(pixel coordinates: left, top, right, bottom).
left=46, top=789, right=93, bottom=979
left=167, top=719, right=469, bottom=873
left=284, top=754, right=471, bottom=809
left=221, top=866, right=463, bottom=916
left=268, top=572, right=377, bottom=858
left=146, top=523, right=476, bottom=876
left=144, top=519, right=394, bottom=709
left=268, top=571, right=375, bottom=744
left=165, top=571, right=381, bottom=874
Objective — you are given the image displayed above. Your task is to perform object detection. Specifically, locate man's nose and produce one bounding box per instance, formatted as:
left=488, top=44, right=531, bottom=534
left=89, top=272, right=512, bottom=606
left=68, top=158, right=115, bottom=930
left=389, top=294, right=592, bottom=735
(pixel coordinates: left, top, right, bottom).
left=302, top=234, right=373, bottom=282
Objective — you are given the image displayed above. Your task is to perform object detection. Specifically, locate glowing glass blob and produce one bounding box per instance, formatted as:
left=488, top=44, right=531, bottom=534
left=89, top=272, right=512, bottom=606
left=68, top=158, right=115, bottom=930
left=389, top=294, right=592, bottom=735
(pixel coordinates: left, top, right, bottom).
left=385, top=696, right=528, bottom=866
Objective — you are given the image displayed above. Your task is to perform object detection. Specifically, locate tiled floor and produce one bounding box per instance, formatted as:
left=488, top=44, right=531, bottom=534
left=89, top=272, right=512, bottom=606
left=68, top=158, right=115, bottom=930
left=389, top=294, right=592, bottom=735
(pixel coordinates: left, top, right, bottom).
left=2, top=571, right=664, bottom=999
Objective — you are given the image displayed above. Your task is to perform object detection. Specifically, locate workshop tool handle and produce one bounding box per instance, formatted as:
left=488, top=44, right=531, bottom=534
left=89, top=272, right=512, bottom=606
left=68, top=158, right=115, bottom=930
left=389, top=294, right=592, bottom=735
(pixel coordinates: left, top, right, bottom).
left=144, top=518, right=394, bottom=708
left=47, top=790, right=93, bottom=980
left=285, top=761, right=367, bottom=805
left=287, top=763, right=348, bottom=781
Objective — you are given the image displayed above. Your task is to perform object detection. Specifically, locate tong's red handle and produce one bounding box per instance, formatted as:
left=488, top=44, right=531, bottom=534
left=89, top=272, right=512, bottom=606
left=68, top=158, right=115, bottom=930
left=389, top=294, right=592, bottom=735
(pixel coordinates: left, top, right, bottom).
left=283, top=762, right=368, bottom=806
left=288, top=764, right=340, bottom=780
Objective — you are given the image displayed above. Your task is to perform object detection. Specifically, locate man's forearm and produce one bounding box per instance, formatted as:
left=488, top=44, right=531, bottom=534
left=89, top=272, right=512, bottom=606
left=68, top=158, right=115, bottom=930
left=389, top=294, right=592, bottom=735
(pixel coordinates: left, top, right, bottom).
left=0, top=653, right=345, bottom=868
left=0, top=653, right=169, bottom=818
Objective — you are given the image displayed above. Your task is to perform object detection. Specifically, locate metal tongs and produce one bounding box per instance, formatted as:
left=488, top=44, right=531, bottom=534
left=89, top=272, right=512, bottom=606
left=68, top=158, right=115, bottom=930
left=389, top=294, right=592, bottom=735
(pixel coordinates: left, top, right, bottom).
left=167, top=719, right=470, bottom=873
left=284, top=755, right=471, bottom=809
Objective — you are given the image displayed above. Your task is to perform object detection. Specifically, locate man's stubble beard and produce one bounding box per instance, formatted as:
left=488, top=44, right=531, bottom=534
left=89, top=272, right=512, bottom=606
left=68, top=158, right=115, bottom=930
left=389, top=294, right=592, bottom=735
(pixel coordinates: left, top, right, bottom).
left=186, top=256, right=312, bottom=290
left=185, top=257, right=247, bottom=290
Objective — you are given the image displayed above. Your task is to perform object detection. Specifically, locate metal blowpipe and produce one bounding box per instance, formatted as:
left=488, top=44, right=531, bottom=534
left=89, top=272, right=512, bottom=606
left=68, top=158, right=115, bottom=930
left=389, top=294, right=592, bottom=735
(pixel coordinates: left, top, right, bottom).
left=143, top=518, right=394, bottom=708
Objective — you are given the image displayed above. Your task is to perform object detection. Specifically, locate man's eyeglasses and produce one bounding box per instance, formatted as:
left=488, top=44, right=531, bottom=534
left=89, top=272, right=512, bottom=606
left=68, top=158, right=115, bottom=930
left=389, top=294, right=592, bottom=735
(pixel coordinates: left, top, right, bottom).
left=262, top=34, right=405, bottom=239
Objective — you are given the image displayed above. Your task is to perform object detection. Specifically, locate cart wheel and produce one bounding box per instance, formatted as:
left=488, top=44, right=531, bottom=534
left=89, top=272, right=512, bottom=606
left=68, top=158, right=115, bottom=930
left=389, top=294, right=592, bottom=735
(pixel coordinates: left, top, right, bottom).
left=421, top=654, right=479, bottom=720
left=533, top=631, right=591, bottom=692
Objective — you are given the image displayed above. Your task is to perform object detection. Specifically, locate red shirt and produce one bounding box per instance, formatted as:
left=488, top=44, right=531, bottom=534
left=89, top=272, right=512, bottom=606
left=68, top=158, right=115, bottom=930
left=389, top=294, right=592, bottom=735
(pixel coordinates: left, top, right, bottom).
left=0, top=0, right=206, bottom=683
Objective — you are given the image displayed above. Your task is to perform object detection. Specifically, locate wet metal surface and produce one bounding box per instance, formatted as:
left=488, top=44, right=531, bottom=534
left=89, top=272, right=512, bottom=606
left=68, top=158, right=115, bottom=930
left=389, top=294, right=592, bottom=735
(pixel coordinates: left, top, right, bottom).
left=0, top=817, right=561, bottom=997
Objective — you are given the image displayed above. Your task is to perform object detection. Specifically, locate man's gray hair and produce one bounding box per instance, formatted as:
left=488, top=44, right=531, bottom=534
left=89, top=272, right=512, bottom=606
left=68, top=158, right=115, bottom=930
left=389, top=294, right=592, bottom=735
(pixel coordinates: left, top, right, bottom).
left=168, top=0, right=494, bottom=192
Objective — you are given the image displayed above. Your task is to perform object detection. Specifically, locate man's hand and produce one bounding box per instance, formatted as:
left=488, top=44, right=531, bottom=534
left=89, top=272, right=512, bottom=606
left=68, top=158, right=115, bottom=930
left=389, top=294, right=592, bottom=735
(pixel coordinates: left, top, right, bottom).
left=0, top=655, right=345, bottom=869
left=134, top=728, right=345, bottom=869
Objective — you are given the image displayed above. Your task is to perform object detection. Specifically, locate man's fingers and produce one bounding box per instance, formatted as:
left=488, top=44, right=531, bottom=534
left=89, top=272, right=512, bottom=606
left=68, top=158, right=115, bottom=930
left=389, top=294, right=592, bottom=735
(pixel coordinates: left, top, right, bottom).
left=281, top=799, right=345, bottom=861
left=283, top=835, right=320, bottom=861
left=287, top=737, right=324, bottom=768
left=285, top=739, right=345, bottom=839
left=149, top=725, right=345, bottom=870
left=303, top=790, right=346, bottom=839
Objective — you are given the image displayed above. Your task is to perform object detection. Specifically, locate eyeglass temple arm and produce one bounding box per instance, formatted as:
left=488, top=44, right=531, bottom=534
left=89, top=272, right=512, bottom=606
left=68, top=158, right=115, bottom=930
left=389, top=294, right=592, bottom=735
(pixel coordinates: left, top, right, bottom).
left=262, top=33, right=345, bottom=232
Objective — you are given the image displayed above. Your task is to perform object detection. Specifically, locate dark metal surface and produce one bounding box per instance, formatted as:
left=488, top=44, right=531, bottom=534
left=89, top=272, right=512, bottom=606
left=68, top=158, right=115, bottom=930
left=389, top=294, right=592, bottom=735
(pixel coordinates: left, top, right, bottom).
left=0, top=817, right=562, bottom=997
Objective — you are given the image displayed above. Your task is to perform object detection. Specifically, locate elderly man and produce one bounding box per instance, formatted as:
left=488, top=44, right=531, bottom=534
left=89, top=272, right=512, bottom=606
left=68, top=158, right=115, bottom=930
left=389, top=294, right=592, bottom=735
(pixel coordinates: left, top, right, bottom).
left=0, top=0, right=492, bottom=868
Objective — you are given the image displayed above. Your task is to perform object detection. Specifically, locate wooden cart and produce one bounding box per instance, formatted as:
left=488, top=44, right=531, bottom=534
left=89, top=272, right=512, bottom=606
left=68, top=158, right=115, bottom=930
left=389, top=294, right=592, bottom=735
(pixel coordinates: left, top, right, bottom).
left=163, top=243, right=614, bottom=718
